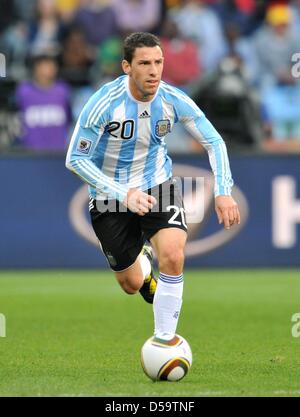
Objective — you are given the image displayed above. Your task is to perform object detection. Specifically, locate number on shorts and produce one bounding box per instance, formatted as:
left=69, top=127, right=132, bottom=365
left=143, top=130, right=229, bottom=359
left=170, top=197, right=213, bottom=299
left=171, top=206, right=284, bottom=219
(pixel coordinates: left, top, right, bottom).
left=166, top=205, right=187, bottom=229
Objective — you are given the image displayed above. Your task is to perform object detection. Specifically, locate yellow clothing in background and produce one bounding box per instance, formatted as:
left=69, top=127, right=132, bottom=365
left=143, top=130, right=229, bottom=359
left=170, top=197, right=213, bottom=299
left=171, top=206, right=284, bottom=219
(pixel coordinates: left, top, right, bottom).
left=56, top=0, right=80, bottom=14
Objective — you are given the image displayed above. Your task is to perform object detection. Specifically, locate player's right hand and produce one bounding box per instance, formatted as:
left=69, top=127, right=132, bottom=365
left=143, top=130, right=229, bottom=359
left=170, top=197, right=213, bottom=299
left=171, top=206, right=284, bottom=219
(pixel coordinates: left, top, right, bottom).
left=123, top=189, right=157, bottom=216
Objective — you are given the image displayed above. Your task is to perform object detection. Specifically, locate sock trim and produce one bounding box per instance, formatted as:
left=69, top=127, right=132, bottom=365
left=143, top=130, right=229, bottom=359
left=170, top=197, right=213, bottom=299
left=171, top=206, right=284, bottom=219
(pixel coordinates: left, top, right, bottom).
left=159, top=272, right=183, bottom=284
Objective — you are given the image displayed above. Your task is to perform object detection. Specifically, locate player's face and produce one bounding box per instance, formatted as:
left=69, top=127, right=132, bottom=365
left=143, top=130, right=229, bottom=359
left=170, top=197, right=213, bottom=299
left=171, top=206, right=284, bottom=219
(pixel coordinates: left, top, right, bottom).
left=122, top=46, right=164, bottom=102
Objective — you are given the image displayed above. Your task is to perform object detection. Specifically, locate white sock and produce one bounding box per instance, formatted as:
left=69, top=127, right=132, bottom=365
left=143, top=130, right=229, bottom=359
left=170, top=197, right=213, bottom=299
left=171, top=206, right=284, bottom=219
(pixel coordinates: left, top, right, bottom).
left=139, top=253, right=151, bottom=280
left=153, top=272, right=184, bottom=340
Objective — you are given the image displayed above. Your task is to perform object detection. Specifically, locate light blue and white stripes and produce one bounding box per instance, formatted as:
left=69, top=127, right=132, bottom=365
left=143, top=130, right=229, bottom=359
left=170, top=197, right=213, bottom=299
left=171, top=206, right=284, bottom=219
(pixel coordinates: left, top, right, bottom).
left=159, top=272, right=184, bottom=285
left=160, top=82, right=233, bottom=197
left=66, top=75, right=233, bottom=202
left=84, top=79, right=124, bottom=127
left=71, top=159, right=128, bottom=201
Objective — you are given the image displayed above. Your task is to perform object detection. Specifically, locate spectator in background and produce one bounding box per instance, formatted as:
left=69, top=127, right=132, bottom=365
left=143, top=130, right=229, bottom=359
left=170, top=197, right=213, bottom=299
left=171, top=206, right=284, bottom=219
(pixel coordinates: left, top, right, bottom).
left=13, top=0, right=37, bottom=22
left=73, top=0, right=119, bottom=46
left=253, top=3, right=300, bottom=145
left=0, top=0, right=33, bottom=80
left=0, top=18, right=29, bottom=80
left=224, top=21, right=259, bottom=86
left=254, top=3, right=299, bottom=88
left=209, top=0, right=265, bottom=36
left=160, top=19, right=201, bottom=89
left=55, top=0, right=80, bottom=23
left=165, top=0, right=181, bottom=8
left=291, top=0, right=300, bottom=37
left=169, top=0, right=228, bottom=73
left=91, top=37, right=123, bottom=85
left=111, top=0, right=162, bottom=36
left=16, top=55, right=72, bottom=151
left=28, top=0, right=65, bottom=57
left=0, top=0, right=64, bottom=80
left=60, top=25, right=93, bottom=85
left=0, top=0, right=17, bottom=35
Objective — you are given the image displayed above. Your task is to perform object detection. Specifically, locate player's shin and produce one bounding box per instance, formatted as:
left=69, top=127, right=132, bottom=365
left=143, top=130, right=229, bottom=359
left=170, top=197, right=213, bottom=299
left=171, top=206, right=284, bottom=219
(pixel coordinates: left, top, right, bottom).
left=153, top=272, right=184, bottom=341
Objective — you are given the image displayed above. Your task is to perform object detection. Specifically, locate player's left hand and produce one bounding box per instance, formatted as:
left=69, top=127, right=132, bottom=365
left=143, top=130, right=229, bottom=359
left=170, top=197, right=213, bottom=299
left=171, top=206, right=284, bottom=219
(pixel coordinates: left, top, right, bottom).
left=215, top=195, right=240, bottom=230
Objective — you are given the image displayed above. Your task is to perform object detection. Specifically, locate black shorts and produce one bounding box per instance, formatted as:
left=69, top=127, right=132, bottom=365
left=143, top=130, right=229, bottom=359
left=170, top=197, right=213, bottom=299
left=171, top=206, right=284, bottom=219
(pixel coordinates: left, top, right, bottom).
left=89, top=178, right=187, bottom=272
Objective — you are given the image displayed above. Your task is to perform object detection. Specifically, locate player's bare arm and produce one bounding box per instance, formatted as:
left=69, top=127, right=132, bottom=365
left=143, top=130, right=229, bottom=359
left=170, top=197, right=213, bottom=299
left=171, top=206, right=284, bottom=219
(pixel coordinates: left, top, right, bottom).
left=215, top=195, right=241, bottom=230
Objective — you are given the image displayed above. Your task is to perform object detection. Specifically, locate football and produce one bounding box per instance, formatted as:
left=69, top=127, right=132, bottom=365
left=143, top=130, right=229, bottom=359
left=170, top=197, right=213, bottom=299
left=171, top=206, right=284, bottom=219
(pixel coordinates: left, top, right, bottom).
left=141, top=334, right=192, bottom=381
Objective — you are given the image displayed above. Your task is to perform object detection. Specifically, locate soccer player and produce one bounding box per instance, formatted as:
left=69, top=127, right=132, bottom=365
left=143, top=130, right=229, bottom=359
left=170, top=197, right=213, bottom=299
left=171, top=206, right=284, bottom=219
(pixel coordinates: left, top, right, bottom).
left=66, top=32, right=240, bottom=343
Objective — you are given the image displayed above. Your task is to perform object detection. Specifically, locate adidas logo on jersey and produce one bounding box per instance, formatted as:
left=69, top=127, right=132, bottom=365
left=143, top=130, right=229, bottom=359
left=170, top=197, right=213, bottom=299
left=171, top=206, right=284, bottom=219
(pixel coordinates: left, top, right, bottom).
left=139, top=110, right=150, bottom=119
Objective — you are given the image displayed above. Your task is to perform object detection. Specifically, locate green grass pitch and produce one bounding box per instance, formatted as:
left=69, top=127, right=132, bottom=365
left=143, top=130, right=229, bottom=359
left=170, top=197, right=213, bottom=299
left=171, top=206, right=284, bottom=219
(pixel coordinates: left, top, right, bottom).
left=0, top=269, right=300, bottom=397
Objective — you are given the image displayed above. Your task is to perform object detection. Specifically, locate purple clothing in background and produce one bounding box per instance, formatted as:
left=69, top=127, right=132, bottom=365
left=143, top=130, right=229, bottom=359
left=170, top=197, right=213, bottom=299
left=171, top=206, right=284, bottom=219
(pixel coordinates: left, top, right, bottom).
left=74, top=5, right=119, bottom=45
left=112, top=0, right=161, bottom=32
left=16, top=80, right=71, bottom=151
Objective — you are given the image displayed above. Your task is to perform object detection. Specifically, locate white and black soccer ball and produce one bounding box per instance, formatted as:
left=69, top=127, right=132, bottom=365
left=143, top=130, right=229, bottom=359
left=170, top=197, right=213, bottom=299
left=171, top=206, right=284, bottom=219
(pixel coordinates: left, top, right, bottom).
left=141, top=334, right=192, bottom=381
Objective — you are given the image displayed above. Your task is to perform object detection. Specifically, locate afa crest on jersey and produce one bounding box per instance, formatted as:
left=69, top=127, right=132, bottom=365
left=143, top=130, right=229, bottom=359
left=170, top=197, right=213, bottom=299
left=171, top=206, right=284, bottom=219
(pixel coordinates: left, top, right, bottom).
left=155, top=119, right=171, bottom=137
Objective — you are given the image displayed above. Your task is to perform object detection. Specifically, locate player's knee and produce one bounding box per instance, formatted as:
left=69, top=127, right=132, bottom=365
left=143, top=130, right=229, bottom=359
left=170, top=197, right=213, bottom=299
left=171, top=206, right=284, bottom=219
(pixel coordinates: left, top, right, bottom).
left=119, top=279, right=140, bottom=295
left=122, top=286, right=138, bottom=295
left=159, top=247, right=185, bottom=275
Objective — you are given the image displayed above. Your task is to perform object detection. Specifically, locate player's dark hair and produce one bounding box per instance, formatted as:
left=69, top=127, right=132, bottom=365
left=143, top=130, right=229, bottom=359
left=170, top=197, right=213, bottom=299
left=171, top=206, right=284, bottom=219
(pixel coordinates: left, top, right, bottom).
left=123, top=32, right=161, bottom=63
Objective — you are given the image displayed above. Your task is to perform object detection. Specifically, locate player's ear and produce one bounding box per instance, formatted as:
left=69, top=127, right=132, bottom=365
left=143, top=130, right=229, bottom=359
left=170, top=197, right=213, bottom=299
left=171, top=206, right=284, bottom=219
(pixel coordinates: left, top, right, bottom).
left=122, top=60, right=131, bottom=76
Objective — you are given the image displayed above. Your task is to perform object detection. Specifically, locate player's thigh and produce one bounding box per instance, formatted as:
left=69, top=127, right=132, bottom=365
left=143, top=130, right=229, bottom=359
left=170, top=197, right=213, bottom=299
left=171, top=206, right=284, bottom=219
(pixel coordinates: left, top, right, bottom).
left=90, top=199, right=145, bottom=272
left=141, top=178, right=188, bottom=241
left=141, top=178, right=188, bottom=270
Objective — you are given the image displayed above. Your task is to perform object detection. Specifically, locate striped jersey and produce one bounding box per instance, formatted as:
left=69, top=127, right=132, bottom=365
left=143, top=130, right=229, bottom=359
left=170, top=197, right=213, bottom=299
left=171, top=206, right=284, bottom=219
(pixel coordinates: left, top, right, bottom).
left=66, top=75, right=233, bottom=201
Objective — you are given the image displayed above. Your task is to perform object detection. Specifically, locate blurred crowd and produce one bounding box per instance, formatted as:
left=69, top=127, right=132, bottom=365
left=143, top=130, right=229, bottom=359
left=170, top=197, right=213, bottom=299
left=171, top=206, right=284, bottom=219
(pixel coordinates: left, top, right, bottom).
left=0, top=0, right=300, bottom=153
